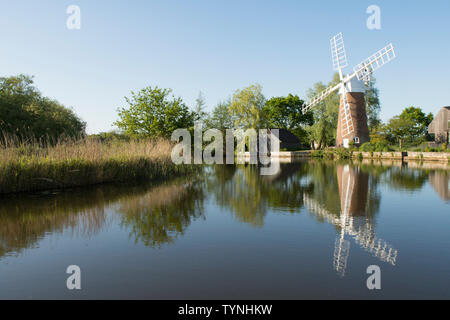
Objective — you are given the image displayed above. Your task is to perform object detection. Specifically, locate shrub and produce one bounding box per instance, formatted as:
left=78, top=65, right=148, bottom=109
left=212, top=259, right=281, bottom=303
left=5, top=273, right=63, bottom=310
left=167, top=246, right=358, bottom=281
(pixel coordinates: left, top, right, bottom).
left=359, top=142, right=372, bottom=152
left=0, top=75, right=86, bottom=141
left=359, top=142, right=392, bottom=152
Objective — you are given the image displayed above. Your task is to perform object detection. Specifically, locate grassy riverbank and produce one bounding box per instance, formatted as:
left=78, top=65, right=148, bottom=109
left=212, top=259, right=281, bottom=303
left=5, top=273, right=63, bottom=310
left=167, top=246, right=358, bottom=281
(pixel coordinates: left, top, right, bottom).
left=310, top=148, right=450, bottom=161
left=0, top=136, right=195, bottom=194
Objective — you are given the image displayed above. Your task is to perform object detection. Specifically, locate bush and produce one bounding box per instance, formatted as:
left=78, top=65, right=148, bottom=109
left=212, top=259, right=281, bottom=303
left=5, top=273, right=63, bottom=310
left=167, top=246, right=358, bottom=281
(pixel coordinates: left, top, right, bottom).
left=335, top=148, right=351, bottom=159
left=311, top=150, right=324, bottom=158
left=359, top=142, right=372, bottom=152
left=0, top=75, right=86, bottom=142
left=358, top=142, right=393, bottom=152
left=89, top=131, right=131, bottom=143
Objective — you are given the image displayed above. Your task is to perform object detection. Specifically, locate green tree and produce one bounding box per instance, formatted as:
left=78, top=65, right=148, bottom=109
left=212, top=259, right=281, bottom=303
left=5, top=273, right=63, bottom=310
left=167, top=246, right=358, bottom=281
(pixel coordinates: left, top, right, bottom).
left=115, top=86, right=194, bottom=138
left=399, top=106, right=433, bottom=139
left=263, top=94, right=313, bottom=129
left=384, top=106, right=434, bottom=147
left=229, top=84, right=266, bottom=129
left=263, top=94, right=313, bottom=146
left=25, top=98, right=86, bottom=140
left=205, top=100, right=233, bottom=131
left=0, top=74, right=86, bottom=141
left=306, top=73, right=340, bottom=149
left=384, top=116, right=415, bottom=149
left=193, top=91, right=207, bottom=122
left=365, top=76, right=381, bottom=130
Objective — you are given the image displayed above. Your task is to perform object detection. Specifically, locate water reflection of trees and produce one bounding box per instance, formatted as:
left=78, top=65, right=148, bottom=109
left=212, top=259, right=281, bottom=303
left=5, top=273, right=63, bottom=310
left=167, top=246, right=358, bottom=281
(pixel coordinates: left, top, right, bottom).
left=208, top=164, right=308, bottom=227
left=1, top=160, right=447, bottom=263
left=208, top=160, right=399, bottom=277
left=0, top=178, right=204, bottom=258
left=207, top=161, right=382, bottom=229
left=0, top=187, right=118, bottom=258
left=359, top=159, right=441, bottom=193
left=384, top=167, right=429, bottom=191
left=119, top=182, right=204, bottom=248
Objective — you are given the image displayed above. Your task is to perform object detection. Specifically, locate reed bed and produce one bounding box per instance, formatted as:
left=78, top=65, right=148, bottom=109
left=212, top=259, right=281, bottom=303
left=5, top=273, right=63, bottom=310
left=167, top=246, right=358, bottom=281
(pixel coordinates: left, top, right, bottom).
left=0, top=135, right=194, bottom=194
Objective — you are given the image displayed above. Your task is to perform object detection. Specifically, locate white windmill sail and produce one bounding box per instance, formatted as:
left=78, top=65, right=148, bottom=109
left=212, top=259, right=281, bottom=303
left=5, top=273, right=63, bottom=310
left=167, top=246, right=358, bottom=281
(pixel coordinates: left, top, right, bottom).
left=330, top=32, right=348, bottom=72
left=353, top=43, right=396, bottom=82
left=340, top=81, right=355, bottom=138
left=302, top=83, right=340, bottom=114
left=330, top=33, right=355, bottom=136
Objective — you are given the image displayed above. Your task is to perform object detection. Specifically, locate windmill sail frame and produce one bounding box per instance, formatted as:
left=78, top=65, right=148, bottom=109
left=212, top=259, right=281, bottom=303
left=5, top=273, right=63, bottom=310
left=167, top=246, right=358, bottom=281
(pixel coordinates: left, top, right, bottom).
left=331, top=32, right=348, bottom=71
left=303, top=38, right=396, bottom=114
left=353, top=43, right=396, bottom=82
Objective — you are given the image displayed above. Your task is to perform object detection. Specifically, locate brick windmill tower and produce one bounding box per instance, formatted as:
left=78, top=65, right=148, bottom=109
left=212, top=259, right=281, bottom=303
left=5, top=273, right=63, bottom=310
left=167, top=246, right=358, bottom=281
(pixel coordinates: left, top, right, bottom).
left=303, top=33, right=396, bottom=148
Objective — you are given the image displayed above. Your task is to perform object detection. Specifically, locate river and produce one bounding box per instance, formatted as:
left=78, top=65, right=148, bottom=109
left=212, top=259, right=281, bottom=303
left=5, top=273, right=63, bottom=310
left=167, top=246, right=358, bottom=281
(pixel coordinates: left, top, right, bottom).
left=0, top=160, right=449, bottom=299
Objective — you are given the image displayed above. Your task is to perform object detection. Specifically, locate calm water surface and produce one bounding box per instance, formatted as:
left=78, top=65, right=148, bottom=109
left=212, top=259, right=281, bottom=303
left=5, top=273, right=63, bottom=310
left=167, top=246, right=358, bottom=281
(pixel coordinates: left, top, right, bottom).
left=0, top=160, right=449, bottom=299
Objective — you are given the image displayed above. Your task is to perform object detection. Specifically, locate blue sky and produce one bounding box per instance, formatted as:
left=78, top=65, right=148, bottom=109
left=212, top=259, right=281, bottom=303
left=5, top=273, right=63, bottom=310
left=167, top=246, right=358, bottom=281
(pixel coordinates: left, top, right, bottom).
left=1, top=0, right=449, bottom=133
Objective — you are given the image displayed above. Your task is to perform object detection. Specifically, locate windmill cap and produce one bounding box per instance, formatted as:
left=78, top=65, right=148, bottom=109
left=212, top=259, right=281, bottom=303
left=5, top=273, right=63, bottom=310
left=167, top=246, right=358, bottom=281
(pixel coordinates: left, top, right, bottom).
left=339, top=77, right=365, bottom=94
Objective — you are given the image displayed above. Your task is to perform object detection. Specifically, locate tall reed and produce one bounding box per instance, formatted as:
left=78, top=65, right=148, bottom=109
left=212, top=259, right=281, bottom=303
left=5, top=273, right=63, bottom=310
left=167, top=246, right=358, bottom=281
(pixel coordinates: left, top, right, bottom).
left=0, top=134, right=194, bottom=194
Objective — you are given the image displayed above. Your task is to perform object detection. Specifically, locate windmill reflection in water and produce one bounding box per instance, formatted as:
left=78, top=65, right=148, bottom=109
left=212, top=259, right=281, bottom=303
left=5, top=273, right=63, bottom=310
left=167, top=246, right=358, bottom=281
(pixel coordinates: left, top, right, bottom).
left=303, top=164, right=398, bottom=277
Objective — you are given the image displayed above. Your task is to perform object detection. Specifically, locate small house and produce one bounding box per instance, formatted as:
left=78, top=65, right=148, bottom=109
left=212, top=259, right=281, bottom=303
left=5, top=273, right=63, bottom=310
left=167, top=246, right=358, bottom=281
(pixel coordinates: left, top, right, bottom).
left=428, top=106, right=450, bottom=144
left=269, top=128, right=302, bottom=151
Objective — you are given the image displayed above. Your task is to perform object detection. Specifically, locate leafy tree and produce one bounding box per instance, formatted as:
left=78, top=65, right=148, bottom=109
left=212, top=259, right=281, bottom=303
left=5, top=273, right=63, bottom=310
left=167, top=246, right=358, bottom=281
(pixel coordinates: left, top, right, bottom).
left=25, top=98, right=86, bottom=140
left=384, top=116, right=415, bottom=149
left=369, top=126, right=389, bottom=145
left=263, top=94, right=313, bottom=146
left=0, top=74, right=86, bottom=141
left=115, top=86, right=194, bottom=138
left=205, top=100, right=233, bottom=131
left=194, top=91, right=207, bottom=122
left=229, top=84, right=266, bottom=129
left=384, top=106, right=434, bottom=148
left=365, top=76, right=381, bottom=130
left=305, top=73, right=340, bottom=149
left=399, top=106, right=433, bottom=139
left=263, top=94, right=313, bottom=130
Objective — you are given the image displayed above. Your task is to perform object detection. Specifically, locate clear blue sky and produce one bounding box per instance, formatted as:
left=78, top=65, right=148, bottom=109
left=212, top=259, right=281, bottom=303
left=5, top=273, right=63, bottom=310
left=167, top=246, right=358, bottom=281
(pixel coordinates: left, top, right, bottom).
left=1, top=0, right=449, bottom=133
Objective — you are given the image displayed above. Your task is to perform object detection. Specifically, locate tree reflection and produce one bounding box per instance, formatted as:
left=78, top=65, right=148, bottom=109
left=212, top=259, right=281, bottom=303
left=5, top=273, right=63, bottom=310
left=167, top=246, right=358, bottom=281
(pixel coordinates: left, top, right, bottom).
left=0, top=178, right=204, bottom=258
left=0, top=159, right=447, bottom=266
left=210, top=164, right=267, bottom=227
left=384, top=166, right=429, bottom=191
left=207, top=163, right=309, bottom=227
left=0, top=186, right=123, bottom=259
left=208, top=159, right=403, bottom=277
left=119, top=181, right=204, bottom=248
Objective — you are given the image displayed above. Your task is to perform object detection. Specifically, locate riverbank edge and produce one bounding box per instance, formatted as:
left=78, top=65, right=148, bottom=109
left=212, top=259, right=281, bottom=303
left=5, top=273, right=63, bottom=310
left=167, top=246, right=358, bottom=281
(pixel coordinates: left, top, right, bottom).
left=351, top=151, right=449, bottom=162
left=244, top=150, right=450, bottom=162
left=0, top=157, right=199, bottom=195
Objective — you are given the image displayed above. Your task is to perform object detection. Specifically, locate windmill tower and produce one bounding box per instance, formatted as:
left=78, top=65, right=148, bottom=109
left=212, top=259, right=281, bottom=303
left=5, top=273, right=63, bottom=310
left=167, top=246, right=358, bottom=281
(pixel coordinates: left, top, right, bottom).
left=303, top=33, right=396, bottom=148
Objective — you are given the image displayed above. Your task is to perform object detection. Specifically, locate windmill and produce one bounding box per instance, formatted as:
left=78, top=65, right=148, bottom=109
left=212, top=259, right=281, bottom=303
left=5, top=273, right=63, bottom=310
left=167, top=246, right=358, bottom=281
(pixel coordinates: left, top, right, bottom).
left=303, top=33, right=396, bottom=148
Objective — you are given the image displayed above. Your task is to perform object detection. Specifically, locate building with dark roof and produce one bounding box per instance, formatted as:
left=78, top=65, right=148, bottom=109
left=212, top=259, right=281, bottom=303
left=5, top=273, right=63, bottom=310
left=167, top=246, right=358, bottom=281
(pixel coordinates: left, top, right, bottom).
left=428, top=106, right=450, bottom=143
left=269, top=128, right=302, bottom=150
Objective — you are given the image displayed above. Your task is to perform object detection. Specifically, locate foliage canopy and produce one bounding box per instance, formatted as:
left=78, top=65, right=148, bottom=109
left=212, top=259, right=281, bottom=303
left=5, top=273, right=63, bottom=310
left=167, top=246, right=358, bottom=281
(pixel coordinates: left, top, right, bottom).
left=115, top=86, right=194, bottom=138
left=0, top=75, right=86, bottom=141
